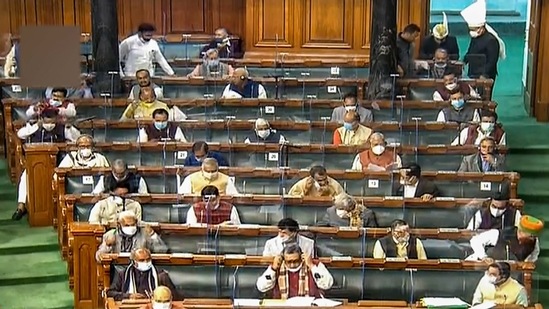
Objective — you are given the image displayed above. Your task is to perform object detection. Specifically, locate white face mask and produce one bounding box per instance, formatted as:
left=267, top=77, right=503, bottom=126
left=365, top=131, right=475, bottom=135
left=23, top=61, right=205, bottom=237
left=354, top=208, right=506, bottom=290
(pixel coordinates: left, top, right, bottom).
left=445, top=82, right=457, bottom=91
left=487, top=275, right=498, bottom=285
left=336, top=209, right=348, bottom=218
left=256, top=129, right=270, bottom=139
left=135, top=261, right=152, bottom=272
left=314, top=181, right=321, bottom=190
left=279, top=235, right=290, bottom=243
left=372, top=145, right=385, bottom=155
left=42, top=123, right=56, bottom=131
left=202, top=171, right=218, bottom=180
left=490, top=206, right=506, bottom=217
left=152, top=302, right=171, bottom=309
left=111, top=196, right=123, bottom=205
left=395, top=234, right=410, bottom=244
left=344, top=105, right=357, bottom=111
left=79, top=148, right=92, bottom=158
left=286, top=263, right=303, bottom=273
left=480, top=122, right=495, bottom=133
left=50, top=99, right=62, bottom=107
left=121, top=225, right=137, bottom=236
left=469, top=30, right=480, bottom=38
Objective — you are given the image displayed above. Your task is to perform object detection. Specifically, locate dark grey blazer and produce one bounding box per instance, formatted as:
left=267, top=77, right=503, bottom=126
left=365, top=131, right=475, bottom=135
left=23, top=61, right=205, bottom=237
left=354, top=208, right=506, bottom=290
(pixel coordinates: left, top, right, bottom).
left=317, top=206, right=378, bottom=228
left=458, top=153, right=506, bottom=173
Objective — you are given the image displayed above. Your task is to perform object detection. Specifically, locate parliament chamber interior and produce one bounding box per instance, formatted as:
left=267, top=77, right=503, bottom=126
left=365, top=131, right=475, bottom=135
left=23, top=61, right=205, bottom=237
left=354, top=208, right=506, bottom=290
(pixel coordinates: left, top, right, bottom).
left=2, top=0, right=549, bottom=309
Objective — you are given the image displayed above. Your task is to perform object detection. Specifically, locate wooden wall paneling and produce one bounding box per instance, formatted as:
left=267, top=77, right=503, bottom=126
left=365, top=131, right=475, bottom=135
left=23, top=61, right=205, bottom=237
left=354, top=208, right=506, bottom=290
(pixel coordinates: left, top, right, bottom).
left=167, top=0, right=206, bottom=33
left=76, top=0, right=91, bottom=34
left=35, top=0, right=63, bottom=25
left=524, top=0, right=540, bottom=117
left=245, top=0, right=293, bottom=57
left=209, top=0, right=246, bottom=38
left=24, top=0, right=38, bottom=25
left=9, top=0, right=24, bottom=35
left=62, top=0, right=76, bottom=26
left=357, top=0, right=372, bottom=51
left=0, top=0, right=12, bottom=36
left=397, top=0, right=430, bottom=57
left=534, top=0, right=549, bottom=121
left=302, top=0, right=353, bottom=48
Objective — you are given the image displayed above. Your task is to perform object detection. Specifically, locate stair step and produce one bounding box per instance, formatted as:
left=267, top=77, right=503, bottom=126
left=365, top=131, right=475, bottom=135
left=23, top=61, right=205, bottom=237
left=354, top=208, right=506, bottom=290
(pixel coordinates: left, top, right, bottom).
left=0, top=251, right=67, bottom=285
left=0, top=281, right=73, bottom=309
left=0, top=225, right=59, bottom=255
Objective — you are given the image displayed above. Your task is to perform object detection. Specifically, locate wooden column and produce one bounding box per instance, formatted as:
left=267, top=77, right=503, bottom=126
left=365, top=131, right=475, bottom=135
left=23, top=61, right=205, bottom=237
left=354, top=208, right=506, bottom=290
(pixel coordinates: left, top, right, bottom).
left=24, top=144, right=59, bottom=227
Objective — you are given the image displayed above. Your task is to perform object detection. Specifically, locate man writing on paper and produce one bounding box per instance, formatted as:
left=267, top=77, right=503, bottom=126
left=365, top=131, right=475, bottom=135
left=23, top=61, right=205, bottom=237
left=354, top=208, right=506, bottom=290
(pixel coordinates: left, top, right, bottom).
left=263, top=218, right=315, bottom=257
left=350, top=133, right=402, bottom=172
left=373, top=219, right=427, bottom=259
left=256, top=243, right=334, bottom=299
left=472, top=262, right=528, bottom=306
left=186, top=185, right=241, bottom=225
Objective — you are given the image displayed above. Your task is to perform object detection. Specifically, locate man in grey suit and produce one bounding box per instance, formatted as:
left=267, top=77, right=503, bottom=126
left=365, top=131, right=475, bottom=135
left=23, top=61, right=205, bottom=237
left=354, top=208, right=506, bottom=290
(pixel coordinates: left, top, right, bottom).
left=458, top=136, right=505, bottom=173
left=317, top=193, right=378, bottom=228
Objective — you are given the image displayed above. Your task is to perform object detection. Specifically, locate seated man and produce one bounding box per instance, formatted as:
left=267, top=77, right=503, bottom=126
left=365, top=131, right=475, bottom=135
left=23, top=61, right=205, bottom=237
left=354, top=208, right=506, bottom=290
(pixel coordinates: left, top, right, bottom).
left=188, top=48, right=234, bottom=79
left=138, top=108, right=188, bottom=142
left=183, top=141, right=229, bottom=167
left=107, top=248, right=179, bottom=301
left=88, top=183, right=143, bottom=225
left=178, top=158, right=238, bottom=195
left=93, top=159, right=149, bottom=194
left=467, top=215, right=543, bottom=262
left=417, top=48, right=460, bottom=79
left=26, top=87, right=77, bottom=119
left=373, top=219, right=427, bottom=259
left=199, top=27, right=242, bottom=59
left=186, top=185, right=241, bottom=225
left=139, top=286, right=184, bottom=309
left=45, top=74, right=95, bottom=99
left=256, top=243, right=334, bottom=299
left=128, top=69, right=164, bottom=100
left=221, top=68, right=267, bottom=99
left=263, top=218, right=315, bottom=257
left=121, top=86, right=186, bottom=121
left=95, top=212, right=168, bottom=262
left=436, top=87, right=480, bottom=123
left=393, top=163, right=439, bottom=201
left=318, top=193, right=378, bottom=228
left=244, top=118, right=286, bottom=144
left=13, top=109, right=81, bottom=220
left=351, top=132, right=402, bottom=171
left=458, top=136, right=505, bottom=172
left=58, top=134, right=110, bottom=168
left=332, top=111, right=372, bottom=146
left=472, top=262, right=528, bottom=306
left=452, top=110, right=506, bottom=146
left=288, top=165, right=344, bottom=197
left=330, top=92, right=373, bottom=123
left=467, top=189, right=521, bottom=231
left=433, top=69, right=480, bottom=101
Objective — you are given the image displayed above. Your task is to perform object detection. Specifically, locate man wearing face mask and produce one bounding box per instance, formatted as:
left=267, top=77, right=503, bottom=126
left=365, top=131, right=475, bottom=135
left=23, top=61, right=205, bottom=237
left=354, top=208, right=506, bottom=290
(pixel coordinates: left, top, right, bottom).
left=96, top=213, right=168, bottom=262
left=318, top=193, right=378, bottom=228
left=372, top=219, right=427, bottom=259
left=183, top=141, right=229, bottom=167
left=333, top=111, right=372, bottom=146
left=200, top=28, right=243, bottom=59
left=128, top=69, right=164, bottom=101
left=186, top=185, right=241, bottom=225
left=461, top=0, right=506, bottom=81
left=419, top=13, right=459, bottom=60
left=138, top=109, right=188, bottom=143
left=472, top=262, right=528, bottom=306
left=88, top=183, right=142, bottom=225
left=452, top=110, right=506, bottom=146
left=244, top=118, right=286, bottom=144
left=58, top=134, right=110, bottom=168
left=121, top=87, right=187, bottom=121
left=188, top=48, right=234, bottom=79
left=119, top=23, right=175, bottom=78
left=106, top=249, right=179, bottom=301
left=433, top=70, right=480, bottom=101
left=351, top=132, right=402, bottom=171
left=139, top=286, right=184, bottom=309
left=467, top=189, right=521, bottom=231
left=393, top=164, right=439, bottom=201
left=467, top=215, right=543, bottom=262
left=288, top=165, right=344, bottom=197
left=330, top=92, right=373, bottom=124
left=458, top=136, right=505, bottom=173
left=263, top=218, right=315, bottom=257
left=13, top=109, right=81, bottom=220
left=221, top=68, right=267, bottom=99
left=436, top=88, right=481, bottom=124
left=396, top=24, right=428, bottom=77
left=26, top=87, right=77, bottom=119
left=178, top=158, right=239, bottom=195
left=92, top=159, right=149, bottom=195
left=256, top=243, right=334, bottom=299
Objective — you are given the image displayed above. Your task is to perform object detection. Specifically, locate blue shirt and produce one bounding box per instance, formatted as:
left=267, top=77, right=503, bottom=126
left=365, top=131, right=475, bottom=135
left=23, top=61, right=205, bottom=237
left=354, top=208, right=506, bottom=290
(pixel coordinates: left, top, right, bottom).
left=183, top=151, right=229, bottom=167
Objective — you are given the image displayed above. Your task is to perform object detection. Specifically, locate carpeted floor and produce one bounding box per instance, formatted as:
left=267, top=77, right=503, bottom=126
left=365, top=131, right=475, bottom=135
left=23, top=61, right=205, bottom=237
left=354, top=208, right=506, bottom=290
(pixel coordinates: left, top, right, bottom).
left=0, top=33, right=548, bottom=308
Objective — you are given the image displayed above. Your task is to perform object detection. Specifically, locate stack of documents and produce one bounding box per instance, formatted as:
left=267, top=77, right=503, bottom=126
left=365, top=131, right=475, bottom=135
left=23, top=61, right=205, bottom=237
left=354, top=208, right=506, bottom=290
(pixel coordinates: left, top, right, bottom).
left=421, top=297, right=469, bottom=309
left=233, top=297, right=342, bottom=307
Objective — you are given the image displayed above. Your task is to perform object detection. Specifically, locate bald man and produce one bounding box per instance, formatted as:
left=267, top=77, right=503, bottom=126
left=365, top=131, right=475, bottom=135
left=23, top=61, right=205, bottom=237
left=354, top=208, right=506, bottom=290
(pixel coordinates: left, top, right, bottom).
left=244, top=118, right=286, bottom=144
left=58, top=135, right=110, bottom=168
left=107, top=249, right=180, bottom=302
left=140, top=286, right=184, bottom=309
left=177, top=158, right=239, bottom=195
left=332, top=111, right=372, bottom=146
left=188, top=48, right=234, bottom=79
left=351, top=132, right=402, bottom=171
left=92, top=159, right=149, bottom=194
left=121, top=86, right=186, bottom=121
left=221, top=68, right=267, bottom=99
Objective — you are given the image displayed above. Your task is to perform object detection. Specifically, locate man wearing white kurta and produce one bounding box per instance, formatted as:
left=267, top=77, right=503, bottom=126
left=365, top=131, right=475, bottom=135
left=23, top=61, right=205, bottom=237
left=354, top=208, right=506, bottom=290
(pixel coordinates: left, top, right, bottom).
left=221, top=68, right=267, bottom=99
left=119, top=23, right=175, bottom=78
left=263, top=218, right=315, bottom=257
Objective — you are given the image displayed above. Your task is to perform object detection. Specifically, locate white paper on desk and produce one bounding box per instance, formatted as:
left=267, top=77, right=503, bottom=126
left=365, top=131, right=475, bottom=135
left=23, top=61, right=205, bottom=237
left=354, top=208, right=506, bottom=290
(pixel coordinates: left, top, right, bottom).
left=285, top=296, right=315, bottom=307
left=367, top=163, right=386, bottom=172
left=312, top=298, right=343, bottom=307
left=233, top=299, right=261, bottom=307
left=421, top=297, right=468, bottom=307
left=470, top=302, right=496, bottom=309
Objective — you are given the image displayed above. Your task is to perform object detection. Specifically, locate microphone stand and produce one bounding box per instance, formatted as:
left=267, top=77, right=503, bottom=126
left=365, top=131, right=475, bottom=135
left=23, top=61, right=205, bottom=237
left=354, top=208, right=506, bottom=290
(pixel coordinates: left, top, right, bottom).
left=320, top=117, right=329, bottom=166
left=137, top=119, right=142, bottom=165
left=389, top=74, right=399, bottom=121
left=182, top=34, right=191, bottom=64
left=411, top=117, right=421, bottom=163
left=226, top=116, right=235, bottom=165
left=162, top=139, right=167, bottom=193
left=100, top=93, right=110, bottom=142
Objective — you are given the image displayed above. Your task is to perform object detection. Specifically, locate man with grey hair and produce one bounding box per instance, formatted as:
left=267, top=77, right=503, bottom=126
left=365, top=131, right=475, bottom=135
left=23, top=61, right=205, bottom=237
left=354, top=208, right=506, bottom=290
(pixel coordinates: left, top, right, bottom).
left=351, top=132, right=402, bottom=171
left=244, top=118, right=286, bottom=144
left=177, top=158, right=239, bottom=195
left=92, top=159, right=149, bottom=194
left=187, top=48, right=234, bottom=79
left=95, top=212, right=168, bottom=262
left=318, top=193, right=378, bottom=228
left=221, top=68, right=267, bottom=99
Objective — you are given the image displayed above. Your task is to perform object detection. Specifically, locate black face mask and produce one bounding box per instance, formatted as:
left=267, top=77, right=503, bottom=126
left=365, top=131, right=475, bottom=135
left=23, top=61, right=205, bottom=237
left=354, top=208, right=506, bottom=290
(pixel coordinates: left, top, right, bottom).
left=214, top=38, right=224, bottom=44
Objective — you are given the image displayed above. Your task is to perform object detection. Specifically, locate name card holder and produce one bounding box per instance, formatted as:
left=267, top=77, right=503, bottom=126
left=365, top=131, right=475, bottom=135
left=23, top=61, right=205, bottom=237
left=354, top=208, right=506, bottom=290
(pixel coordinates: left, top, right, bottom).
left=172, top=253, right=194, bottom=259
left=239, top=224, right=261, bottom=229
left=225, top=254, right=247, bottom=261
left=384, top=196, right=404, bottom=200
left=439, top=259, right=461, bottom=263
left=331, top=256, right=353, bottom=267
left=172, top=204, right=190, bottom=208
left=299, top=225, right=309, bottom=231
left=437, top=170, right=457, bottom=174
left=435, top=197, right=455, bottom=201
left=386, top=257, right=407, bottom=262
left=338, top=227, right=359, bottom=231
left=118, top=252, right=131, bottom=258
left=331, top=256, right=352, bottom=261
left=438, top=228, right=459, bottom=233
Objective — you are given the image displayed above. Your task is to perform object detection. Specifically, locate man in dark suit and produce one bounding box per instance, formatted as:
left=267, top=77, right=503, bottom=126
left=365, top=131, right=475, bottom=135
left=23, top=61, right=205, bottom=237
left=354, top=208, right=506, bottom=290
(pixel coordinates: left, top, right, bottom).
left=419, top=12, right=459, bottom=60
left=458, top=136, right=505, bottom=173
left=392, top=163, right=439, bottom=201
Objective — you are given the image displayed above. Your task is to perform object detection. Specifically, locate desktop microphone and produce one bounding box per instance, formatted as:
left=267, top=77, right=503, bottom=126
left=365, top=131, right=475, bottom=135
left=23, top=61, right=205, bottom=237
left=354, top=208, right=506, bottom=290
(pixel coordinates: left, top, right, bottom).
left=100, top=93, right=111, bottom=141
left=76, top=116, right=97, bottom=139
left=182, top=34, right=191, bottom=62
left=232, top=265, right=240, bottom=303
left=320, top=117, right=329, bottom=166
left=408, top=268, right=415, bottom=307
left=389, top=74, right=399, bottom=118
left=226, top=116, right=236, bottom=165
left=107, top=71, right=118, bottom=101
left=162, top=140, right=167, bottom=194
left=136, top=119, right=142, bottom=165
left=411, top=117, right=422, bottom=162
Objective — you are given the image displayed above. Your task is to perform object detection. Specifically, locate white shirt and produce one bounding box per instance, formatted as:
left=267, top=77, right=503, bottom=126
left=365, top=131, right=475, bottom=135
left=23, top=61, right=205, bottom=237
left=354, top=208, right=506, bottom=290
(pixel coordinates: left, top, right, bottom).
left=256, top=263, right=334, bottom=293
left=221, top=84, right=267, bottom=99
left=17, top=123, right=81, bottom=143
left=466, top=209, right=522, bottom=230
left=466, top=229, right=540, bottom=262
left=403, top=184, right=418, bottom=198
left=92, top=175, right=149, bottom=194
left=436, top=108, right=481, bottom=123
left=262, top=235, right=315, bottom=257
left=185, top=203, right=241, bottom=225
left=25, top=102, right=77, bottom=119
left=177, top=174, right=239, bottom=195
left=351, top=153, right=402, bottom=171
left=433, top=85, right=480, bottom=101
left=137, top=126, right=187, bottom=143
left=451, top=127, right=507, bottom=146
left=3, top=45, right=16, bottom=77
left=58, top=151, right=110, bottom=168
left=88, top=197, right=143, bottom=225
left=244, top=131, right=287, bottom=144
left=119, top=34, right=174, bottom=77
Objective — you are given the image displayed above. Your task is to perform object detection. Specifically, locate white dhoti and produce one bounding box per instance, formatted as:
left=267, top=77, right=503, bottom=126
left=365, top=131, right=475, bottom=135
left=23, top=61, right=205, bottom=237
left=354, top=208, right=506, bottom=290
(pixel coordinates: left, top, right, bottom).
left=17, top=169, right=27, bottom=204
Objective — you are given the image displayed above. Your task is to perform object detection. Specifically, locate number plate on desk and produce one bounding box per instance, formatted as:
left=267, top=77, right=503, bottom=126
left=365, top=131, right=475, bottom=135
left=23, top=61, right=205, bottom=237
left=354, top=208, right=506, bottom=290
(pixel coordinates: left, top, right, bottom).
left=268, top=152, right=279, bottom=161
left=330, top=67, right=340, bottom=75
left=480, top=182, right=492, bottom=191
left=177, top=151, right=188, bottom=160
left=327, top=86, right=337, bottom=93
left=225, top=254, right=246, bottom=259
left=172, top=253, right=193, bottom=258
left=386, top=257, right=406, bottom=262
left=82, top=176, right=94, bottom=185
left=332, top=256, right=352, bottom=261
left=11, top=85, right=21, bottom=92
left=439, top=259, right=460, bottom=263
left=265, top=106, right=275, bottom=114
left=368, top=179, right=379, bottom=188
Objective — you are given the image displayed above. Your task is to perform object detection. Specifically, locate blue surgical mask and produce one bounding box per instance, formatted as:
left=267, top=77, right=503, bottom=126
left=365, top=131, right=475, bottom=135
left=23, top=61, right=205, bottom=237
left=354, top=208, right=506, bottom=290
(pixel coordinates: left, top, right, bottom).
left=451, top=99, right=465, bottom=109
left=343, top=122, right=354, bottom=130
left=207, top=59, right=220, bottom=67
left=154, top=121, right=168, bottom=130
